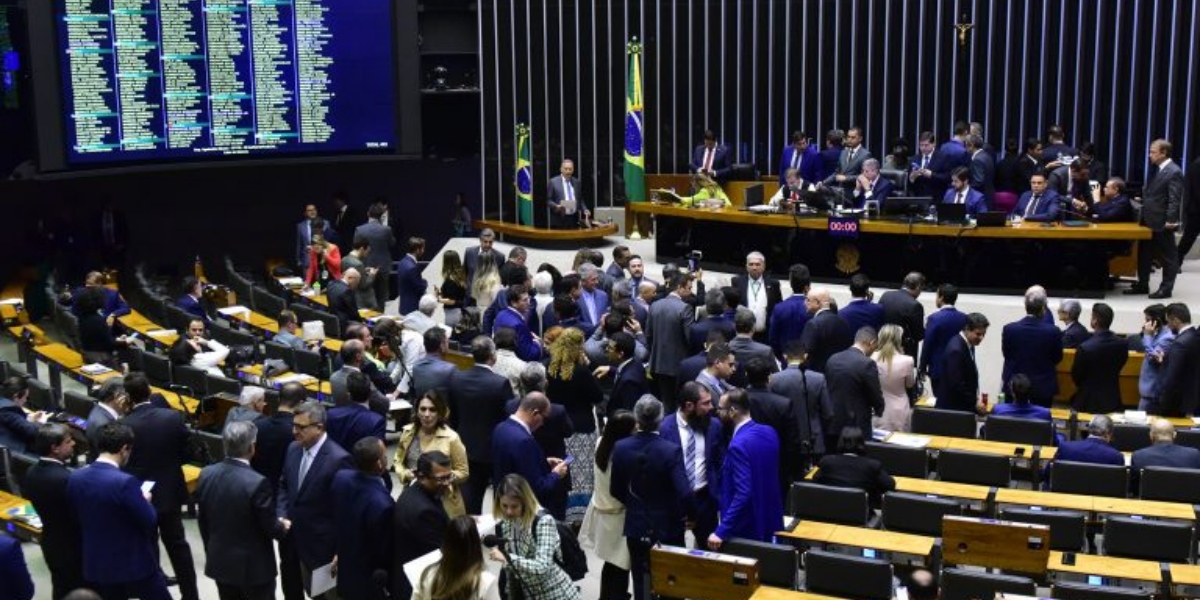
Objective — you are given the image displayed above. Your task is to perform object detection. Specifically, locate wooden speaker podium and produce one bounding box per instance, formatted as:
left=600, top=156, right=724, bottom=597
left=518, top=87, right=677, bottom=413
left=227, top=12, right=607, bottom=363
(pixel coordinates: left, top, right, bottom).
left=650, top=544, right=760, bottom=600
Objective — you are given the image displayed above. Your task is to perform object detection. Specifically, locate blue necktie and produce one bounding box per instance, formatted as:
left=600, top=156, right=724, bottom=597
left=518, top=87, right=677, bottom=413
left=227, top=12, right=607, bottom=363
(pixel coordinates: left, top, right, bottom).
left=684, top=427, right=697, bottom=488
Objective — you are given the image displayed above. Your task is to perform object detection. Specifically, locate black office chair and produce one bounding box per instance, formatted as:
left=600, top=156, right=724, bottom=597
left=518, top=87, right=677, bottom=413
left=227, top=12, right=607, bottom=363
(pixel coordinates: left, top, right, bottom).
left=0, top=446, right=20, bottom=495
left=1103, top=516, right=1195, bottom=563
left=1111, top=424, right=1153, bottom=453
left=209, top=322, right=258, bottom=351
left=984, top=414, right=1055, bottom=446
left=881, top=492, right=962, bottom=537
left=293, top=348, right=326, bottom=379
left=787, top=482, right=872, bottom=526
left=720, top=538, right=799, bottom=590
left=999, top=507, right=1088, bottom=552
left=911, top=408, right=977, bottom=439
left=1139, top=466, right=1200, bottom=504
left=253, top=287, right=286, bottom=319
left=166, top=305, right=195, bottom=333
left=1049, top=460, right=1128, bottom=498
left=263, top=341, right=296, bottom=370
left=936, top=449, right=1012, bottom=487
left=940, top=567, right=1036, bottom=600
left=228, top=273, right=255, bottom=312
left=864, top=441, right=929, bottom=479
left=802, top=549, right=893, bottom=600
left=138, top=349, right=174, bottom=387
left=188, top=430, right=225, bottom=465
left=63, top=389, right=96, bottom=420
left=1176, top=429, right=1200, bottom=452
left=172, top=364, right=210, bottom=398
left=26, top=377, right=56, bottom=411
left=205, top=374, right=242, bottom=398
left=1051, top=582, right=1152, bottom=599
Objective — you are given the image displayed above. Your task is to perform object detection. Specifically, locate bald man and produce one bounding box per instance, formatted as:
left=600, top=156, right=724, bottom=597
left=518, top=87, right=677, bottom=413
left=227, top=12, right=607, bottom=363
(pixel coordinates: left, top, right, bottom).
left=798, top=288, right=853, bottom=373
left=1131, top=418, right=1200, bottom=492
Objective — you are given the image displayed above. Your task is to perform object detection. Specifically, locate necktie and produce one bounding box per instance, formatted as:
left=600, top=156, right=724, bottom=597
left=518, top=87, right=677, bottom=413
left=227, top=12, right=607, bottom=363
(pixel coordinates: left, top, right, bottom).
left=849, top=148, right=857, bottom=163
left=703, top=148, right=715, bottom=172
left=751, top=279, right=761, bottom=301
left=790, top=150, right=801, bottom=170
left=298, top=449, right=313, bottom=488
left=922, top=154, right=930, bottom=169
left=957, top=192, right=965, bottom=205
left=565, top=179, right=574, bottom=202
left=684, top=427, right=697, bottom=488
left=1025, top=195, right=1040, bottom=218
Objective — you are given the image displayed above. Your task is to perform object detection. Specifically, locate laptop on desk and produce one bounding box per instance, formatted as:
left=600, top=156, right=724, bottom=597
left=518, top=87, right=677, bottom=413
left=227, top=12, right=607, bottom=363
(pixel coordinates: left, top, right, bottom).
left=976, top=211, right=1008, bottom=227
left=937, top=202, right=968, bottom=225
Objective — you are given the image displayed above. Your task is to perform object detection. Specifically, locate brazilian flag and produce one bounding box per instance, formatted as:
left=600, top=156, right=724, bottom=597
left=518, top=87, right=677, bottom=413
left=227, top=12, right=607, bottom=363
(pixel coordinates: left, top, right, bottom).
left=515, top=123, right=534, bottom=225
left=624, top=38, right=645, bottom=203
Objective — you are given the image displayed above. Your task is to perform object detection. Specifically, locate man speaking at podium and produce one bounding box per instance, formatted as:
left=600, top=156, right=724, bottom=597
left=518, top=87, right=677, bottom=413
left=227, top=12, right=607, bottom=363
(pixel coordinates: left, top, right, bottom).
left=548, top=158, right=591, bottom=229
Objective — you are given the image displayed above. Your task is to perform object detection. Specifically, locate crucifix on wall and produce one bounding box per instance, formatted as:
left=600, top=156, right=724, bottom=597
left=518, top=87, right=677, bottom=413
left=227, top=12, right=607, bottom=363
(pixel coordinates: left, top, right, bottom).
left=955, top=13, right=974, bottom=49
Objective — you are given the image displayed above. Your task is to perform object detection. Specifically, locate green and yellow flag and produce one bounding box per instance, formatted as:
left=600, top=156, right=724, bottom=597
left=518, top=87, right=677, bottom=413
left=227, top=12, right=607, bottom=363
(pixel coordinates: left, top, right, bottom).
left=515, top=123, right=534, bottom=225
left=623, top=38, right=645, bottom=203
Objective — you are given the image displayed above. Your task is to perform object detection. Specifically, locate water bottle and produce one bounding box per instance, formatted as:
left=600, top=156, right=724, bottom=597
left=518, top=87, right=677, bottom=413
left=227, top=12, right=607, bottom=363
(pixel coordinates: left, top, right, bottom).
left=927, top=203, right=938, bottom=222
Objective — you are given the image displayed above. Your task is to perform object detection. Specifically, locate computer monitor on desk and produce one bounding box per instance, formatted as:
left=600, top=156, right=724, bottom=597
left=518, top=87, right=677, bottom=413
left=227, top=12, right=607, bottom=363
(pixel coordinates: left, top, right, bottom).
left=884, top=196, right=932, bottom=218
left=742, top=184, right=764, bottom=208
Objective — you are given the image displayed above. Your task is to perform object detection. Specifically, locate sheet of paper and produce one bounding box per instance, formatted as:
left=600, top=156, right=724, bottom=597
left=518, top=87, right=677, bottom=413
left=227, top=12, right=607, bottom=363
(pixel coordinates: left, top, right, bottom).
left=0, top=298, right=23, bottom=306
left=403, top=549, right=442, bottom=587
left=217, top=306, right=251, bottom=316
left=389, top=399, right=413, bottom=412
left=146, top=329, right=177, bottom=338
left=310, top=561, right=337, bottom=596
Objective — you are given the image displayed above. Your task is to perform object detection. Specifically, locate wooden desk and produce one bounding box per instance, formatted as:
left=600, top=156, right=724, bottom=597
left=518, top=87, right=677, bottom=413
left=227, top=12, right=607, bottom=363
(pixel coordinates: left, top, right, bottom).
left=882, top=432, right=953, bottom=450
left=32, top=342, right=200, bottom=414
left=118, top=310, right=180, bottom=347
left=779, top=521, right=838, bottom=545
left=778, top=522, right=934, bottom=562
left=893, top=476, right=991, bottom=502
left=1091, top=497, right=1195, bottom=521
left=1047, top=407, right=1194, bottom=430
left=474, top=219, right=620, bottom=243
left=750, top=588, right=848, bottom=600
left=274, top=279, right=382, bottom=319
left=1046, top=550, right=1161, bottom=585
left=1170, top=563, right=1200, bottom=596
left=994, top=488, right=1095, bottom=513
left=1055, top=348, right=1144, bottom=408
left=237, top=364, right=332, bottom=400
left=183, top=465, right=201, bottom=495
left=946, top=437, right=1054, bottom=460
left=223, top=307, right=342, bottom=352
left=0, top=490, right=41, bottom=541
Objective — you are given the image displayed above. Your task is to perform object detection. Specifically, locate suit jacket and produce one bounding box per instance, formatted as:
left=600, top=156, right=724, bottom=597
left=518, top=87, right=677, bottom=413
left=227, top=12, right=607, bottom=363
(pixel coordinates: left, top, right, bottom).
left=577, top=288, right=611, bottom=337
left=1093, top=194, right=1135, bottom=222
left=332, top=470, right=395, bottom=600
left=0, top=400, right=36, bottom=456
left=1001, top=315, right=1064, bottom=403
left=68, top=286, right=130, bottom=319
left=23, top=458, right=81, bottom=589
left=329, top=366, right=388, bottom=412
left=1013, top=190, right=1062, bottom=221
left=491, top=418, right=561, bottom=507
left=1132, top=443, right=1200, bottom=472
left=715, top=421, right=782, bottom=543
left=122, top=402, right=189, bottom=512
left=547, top=175, right=589, bottom=227
left=728, top=335, right=778, bottom=387
left=815, top=453, right=896, bottom=505
left=910, top=150, right=953, bottom=199
left=327, top=403, right=387, bottom=450
left=920, top=306, right=968, bottom=380
left=824, top=347, right=885, bottom=437
left=817, top=145, right=843, bottom=181
left=936, top=334, right=979, bottom=412
left=494, top=306, right=543, bottom=361
left=689, top=315, right=736, bottom=355
left=1159, top=328, right=1200, bottom=416
left=1054, top=437, right=1124, bottom=466
left=548, top=364, right=604, bottom=435
left=778, top=144, right=821, bottom=186
left=1061, top=321, right=1091, bottom=349
left=296, top=219, right=336, bottom=269
left=659, top=411, right=724, bottom=499
left=746, top=387, right=801, bottom=492
left=610, top=432, right=694, bottom=543
left=326, top=279, right=362, bottom=330
left=838, top=299, right=885, bottom=337
left=1140, top=160, right=1184, bottom=231
left=0, top=533, right=33, bottom=600
left=392, top=483, right=449, bottom=598
left=768, top=296, right=810, bottom=359
left=732, top=275, right=783, bottom=327
left=396, top=255, right=426, bottom=315
left=799, top=310, right=853, bottom=373
left=352, top=220, right=394, bottom=272
left=505, top=399, right=574, bottom=464
left=937, top=140, right=970, bottom=172
left=176, top=293, right=208, bottom=322
left=251, top=411, right=294, bottom=491
left=691, top=144, right=733, bottom=180
left=463, top=245, right=506, bottom=290
left=851, top=176, right=894, bottom=209
left=878, top=289, right=925, bottom=359
left=646, top=293, right=695, bottom=376
left=276, top=436, right=354, bottom=569
left=941, top=187, right=989, bottom=215
left=770, top=364, right=833, bottom=456
left=608, top=359, right=649, bottom=417
left=448, top=365, right=515, bottom=463
left=824, top=146, right=871, bottom=184
left=968, top=149, right=996, bottom=202
left=411, top=355, right=458, bottom=399
left=1070, top=330, right=1129, bottom=413
left=195, top=458, right=282, bottom=587
left=67, top=462, right=160, bottom=584
left=677, top=352, right=708, bottom=389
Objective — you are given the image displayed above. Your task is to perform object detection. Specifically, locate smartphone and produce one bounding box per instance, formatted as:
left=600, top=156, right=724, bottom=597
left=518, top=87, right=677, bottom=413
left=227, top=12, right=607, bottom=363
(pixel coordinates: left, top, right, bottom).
left=1061, top=552, right=1076, bottom=565
left=1087, top=576, right=1106, bottom=586
left=563, top=455, right=575, bottom=465
left=862, top=549, right=877, bottom=559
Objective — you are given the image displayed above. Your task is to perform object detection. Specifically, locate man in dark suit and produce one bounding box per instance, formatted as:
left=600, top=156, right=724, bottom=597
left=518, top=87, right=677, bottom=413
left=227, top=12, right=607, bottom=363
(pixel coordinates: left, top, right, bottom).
left=1057, top=299, right=1091, bottom=349
left=505, top=367, right=574, bottom=516
left=823, top=126, right=871, bottom=190
left=67, top=422, right=171, bottom=600
left=908, top=131, right=954, bottom=200
left=732, top=252, right=783, bottom=342
left=448, top=336, right=516, bottom=514
left=743, top=358, right=800, bottom=501
left=395, top=237, right=427, bottom=315
left=823, top=327, right=885, bottom=447
left=778, top=131, right=821, bottom=187
left=1130, top=419, right=1200, bottom=493
left=354, top=202, right=396, bottom=308
left=23, top=424, right=82, bottom=599
left=0, top=531, right=33, bottom=600
left=768, top=264, right=812, bottom=359
left=1157, top=304, right=1200, bottom=417
left=330, top=193, right=357, bottom=254
left=708, top=389, right=783, bottom=548
left=691, top=129, right=732, bottom=181
left=121, top=372, right=199, bottom=600
left=1054, top=415, right=1123, bottom=466
left=771, top=340, right=834, bottom=468
left=965, top=134, right=995, bottom=205
left=727, top=308, right=779, bottom=387
left=816, top=129, right=844, bottom=182
left=64, top=271, right=131, bottom=321
left=252, top=382, right=304, bottom=493
left=1070, top=303, right=1128, bottom=414
left=935, top=313, right=990, bottom=413
left=494, top=284, right=544, bottom=361
left=839, top=274, right=885, bottom=336
left=326, top=370, right=387, bottom=451
left=646, top=272, right=696, bottom=411
left=492, top=393, right=570, bottom=517
left=1012, top=172, right=1062, bottom=222
left=332, top=438, right=395, bottom=600
left=326, top=268, right=364, bottom=332
left=176, top=275, right=209, bottom=323
left=1127, top=139, right=1184, bottom=298
left=195, top=420, right=285, bottom=600
left=84, top=378, right=125, bottom=462
left=1012, top=138, right=1044, bottom=195
left=878, top=272, right=925, bottom=360
left=1001, top=286, right=1064, bottom=407
left=799, top=287, right=853, bottom=373
left=919, top=284, right=968, bottom=391
left=276, top=401, right=354, bottom=600
left=612, top=395, right=694, bottom=600
left=1092, top=177, right=1135, bottom=223
left=851, top=159, right=895, bottom=209
left=576, top=263, right=611, bottom=337
left=659, top=382, right=723, bottom=548
left=689, top=289, right=736, bottom=354
left=547, top=158, right=591, bottom=229
left=411, top=328, right=458, bottom=398
left=605, top=332, right=649, bottom=417
left=392, top=451, right=452, bottom=599
left=464, top=228, right=507, bottom=290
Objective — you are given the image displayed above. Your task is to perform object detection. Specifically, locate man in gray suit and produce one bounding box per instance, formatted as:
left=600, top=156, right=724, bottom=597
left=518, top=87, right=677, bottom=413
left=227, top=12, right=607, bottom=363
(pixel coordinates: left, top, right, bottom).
left=84, top=377, right=125, bottom=462
left=823, top=126, right=872, bottom=190
left=769, top=340, right=833, bottom=473
left=464, top=229, right=506, bottom=290
left=547, top=159, right=590, bottom=229
left=727, top=308, right=778, bottom=387
left=646, top=271, right=696, bottom=412
left=1126, top=138, right=1184, bottom=299
left=354, top=201, right=396, bottom=309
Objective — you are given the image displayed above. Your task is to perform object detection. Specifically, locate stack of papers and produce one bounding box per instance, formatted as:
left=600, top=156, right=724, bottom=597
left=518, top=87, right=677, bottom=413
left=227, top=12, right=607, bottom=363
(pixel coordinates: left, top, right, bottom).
left=146, top=329, right=177, bottom=338
left=217, top=306, right=252, bottom=317
left=277, top=277, right=304, bottom=287
left=272, top=373, right=317, bottom=385
left=6, top=505, right=42, bottom=530
left=80, top=363, right=114, bottom=376
left=886, top=433, right=931, bottom=449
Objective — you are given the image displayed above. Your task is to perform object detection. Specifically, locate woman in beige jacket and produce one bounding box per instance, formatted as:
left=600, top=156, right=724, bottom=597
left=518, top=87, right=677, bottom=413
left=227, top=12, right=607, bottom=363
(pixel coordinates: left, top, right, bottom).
left=394, top=390, right=469, bottom=517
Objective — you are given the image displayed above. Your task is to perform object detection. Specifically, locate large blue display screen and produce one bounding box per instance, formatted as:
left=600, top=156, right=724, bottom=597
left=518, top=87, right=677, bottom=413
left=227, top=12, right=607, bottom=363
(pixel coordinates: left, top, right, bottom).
left=57, top=0, right=395, bottom=164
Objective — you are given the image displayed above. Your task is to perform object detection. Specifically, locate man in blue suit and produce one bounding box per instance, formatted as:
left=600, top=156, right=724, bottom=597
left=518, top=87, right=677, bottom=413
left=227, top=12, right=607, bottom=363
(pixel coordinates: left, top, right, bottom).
left=1054, top=414, right=1124, bottom=466
left=64, top=271, right=131, bottom=321
left=691, top=129, right=732, bottom=181
left=919, top=284, right=968, bottom=389
left=838, top=274, right=885, bottom=335
left=992, top=374, right=1052, bottom=421
left=937, top=123, right=971, bottom=171
left=708, top=389, right=782, bottom=548
left=354, top=202, right=396, bottom=308
left=493, top=284, right=543, bottom=361
left=577, top=263, right=610, bottom=337
left=492, top=392, right=570, bottom=518
left=605, top=332, right=649, bottom=418
left=277, top=401, right=354, bottom=600
left=778, top=131, right=821, bottom=186
left=176, top=275, right=209, bottom=323
left=332, top=438, right=395, bottom=600
left=67, top=422, right=171, bottom=600
left=942, top=167, right=989, bottom=216
left=612, top=395, right=694, bottom=600
left=1001, top=286, right=1064, bottom=407
left=0, top=531, right=33, bottom=600
left=769, top=264, right=812, bottom=359
left=1012, top=172, right=1061, bottom=222
left=326, top=370, right=387, bottom=451
left=396, top=237, right=427, bottom=315
left=909, top=131, right=954, bottom=200
left=660, top=382, right=723, bottom=547
left=817, top=129, right=844, bottom=182
left=410, top=328, right=458, bottom=398
left=851, top=159, right=894, bottom=209
left=1131, top=419, right=1200, bottom=492
left=689, top=290, right=735, bottom=354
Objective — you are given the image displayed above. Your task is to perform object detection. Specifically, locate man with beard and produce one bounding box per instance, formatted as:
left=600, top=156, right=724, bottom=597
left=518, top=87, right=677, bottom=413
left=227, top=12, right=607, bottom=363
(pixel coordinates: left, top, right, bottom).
left=659, top=382, right=723, bottom=548
left=707, top=389, right=782, bottom=548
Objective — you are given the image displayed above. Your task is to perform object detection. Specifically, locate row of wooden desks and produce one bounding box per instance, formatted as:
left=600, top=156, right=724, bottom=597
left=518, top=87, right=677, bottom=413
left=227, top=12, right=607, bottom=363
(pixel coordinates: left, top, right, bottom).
left=32, top=342, right=199, bottom=414
left=237, top=363, right=332, bottom=400
left=220, top=306, right=343, bottom=352
left=117, top=310, right=180, bottom=348
left=274, top=277, right=383, bottom=319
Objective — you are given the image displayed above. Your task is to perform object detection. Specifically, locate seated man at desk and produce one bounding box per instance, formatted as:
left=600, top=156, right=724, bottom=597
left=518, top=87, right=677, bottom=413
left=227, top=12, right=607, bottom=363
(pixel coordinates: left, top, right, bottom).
left=1012, top=172, right=1061, bottom=222
left=1054, top=414, right=1124, bottom=467
left=851, top=159, right=894, bottom=209
left=942, top=166, right=989, bottom=216
left=678, top=173, right=731, bottom=209
left=1091, top=177, right=1135, bottom=222
left=814, top=427, right=896, bottom=507
left=768, top=168, right=807, bottom=209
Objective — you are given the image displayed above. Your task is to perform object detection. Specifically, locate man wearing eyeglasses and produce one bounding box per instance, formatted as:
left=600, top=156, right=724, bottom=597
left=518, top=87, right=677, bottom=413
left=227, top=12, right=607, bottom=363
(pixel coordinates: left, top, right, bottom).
left=392, top=451, right=453, bottom=599
left=491, top=392, right=570, bottom=519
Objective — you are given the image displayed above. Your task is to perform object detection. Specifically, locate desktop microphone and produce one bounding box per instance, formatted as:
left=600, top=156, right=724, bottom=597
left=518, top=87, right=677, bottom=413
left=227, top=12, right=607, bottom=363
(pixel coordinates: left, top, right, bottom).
left=482, top=534, right=510, bottom=548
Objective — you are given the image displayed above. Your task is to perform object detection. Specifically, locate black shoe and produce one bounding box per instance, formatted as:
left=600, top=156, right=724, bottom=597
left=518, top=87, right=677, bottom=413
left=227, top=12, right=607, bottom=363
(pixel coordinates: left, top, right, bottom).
left=1123, top=286, right=1150, bottom=295
left=1149, top=289, right=1173, bottom=299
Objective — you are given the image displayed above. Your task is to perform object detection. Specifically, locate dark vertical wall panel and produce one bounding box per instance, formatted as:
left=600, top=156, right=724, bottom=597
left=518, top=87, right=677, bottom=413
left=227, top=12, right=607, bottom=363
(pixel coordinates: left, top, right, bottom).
left=480, top=0, right=1198, bottom=218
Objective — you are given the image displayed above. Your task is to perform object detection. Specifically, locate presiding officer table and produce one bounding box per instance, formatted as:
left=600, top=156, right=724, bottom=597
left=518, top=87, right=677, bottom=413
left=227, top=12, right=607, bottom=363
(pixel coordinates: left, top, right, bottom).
left=629, top=202, right=1150, bottom=296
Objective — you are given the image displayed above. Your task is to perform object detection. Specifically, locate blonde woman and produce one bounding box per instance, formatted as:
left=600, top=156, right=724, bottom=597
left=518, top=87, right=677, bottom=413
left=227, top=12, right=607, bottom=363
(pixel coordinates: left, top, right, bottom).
left=679, top=173, right=731, bottom=208
left=393, top=390, right=468, bottom=516
left=872, top=323, right=917, bottom=431
left=489, top=474, right=582, bottom=600
left=547, top=328, right=604, bottom=521
left=471, top=252, right=502, bottom=308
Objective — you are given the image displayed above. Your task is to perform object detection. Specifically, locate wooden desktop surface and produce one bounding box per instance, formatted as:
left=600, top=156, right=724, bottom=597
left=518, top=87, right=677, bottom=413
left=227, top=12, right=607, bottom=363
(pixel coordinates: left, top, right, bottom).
left=892, top=476, right=991, bottom=501
left=238, top=364, right=332, bottom=397
left=224, top=308, right=342, bottom=352
left=994, top=488, right=1095, bottom=512
left=883, top=432, right=1052, bottom=460
left=1047, top=550, right=1162, bottom=582
left=1169, top=563, right=1200, bottom=586
left=119, top=310, right=180, bottom=347
left=994, top=487, right=1194, bottom=520
left=778, top=522, right=934, bottom=557
left=750, top=588, right=849, bottom=600
left=1048, top=407, right=1194, bottom=429
left=34, top=342, right=200, bottom=413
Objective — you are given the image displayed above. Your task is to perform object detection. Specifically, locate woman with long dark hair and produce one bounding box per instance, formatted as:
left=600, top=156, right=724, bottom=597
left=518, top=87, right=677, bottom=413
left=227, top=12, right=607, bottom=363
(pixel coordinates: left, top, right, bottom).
left=414, top=514, right=500, bottom=600
left=438, top=250, right=468, bottom=327
left=580, top=410, right=638, bottom=600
